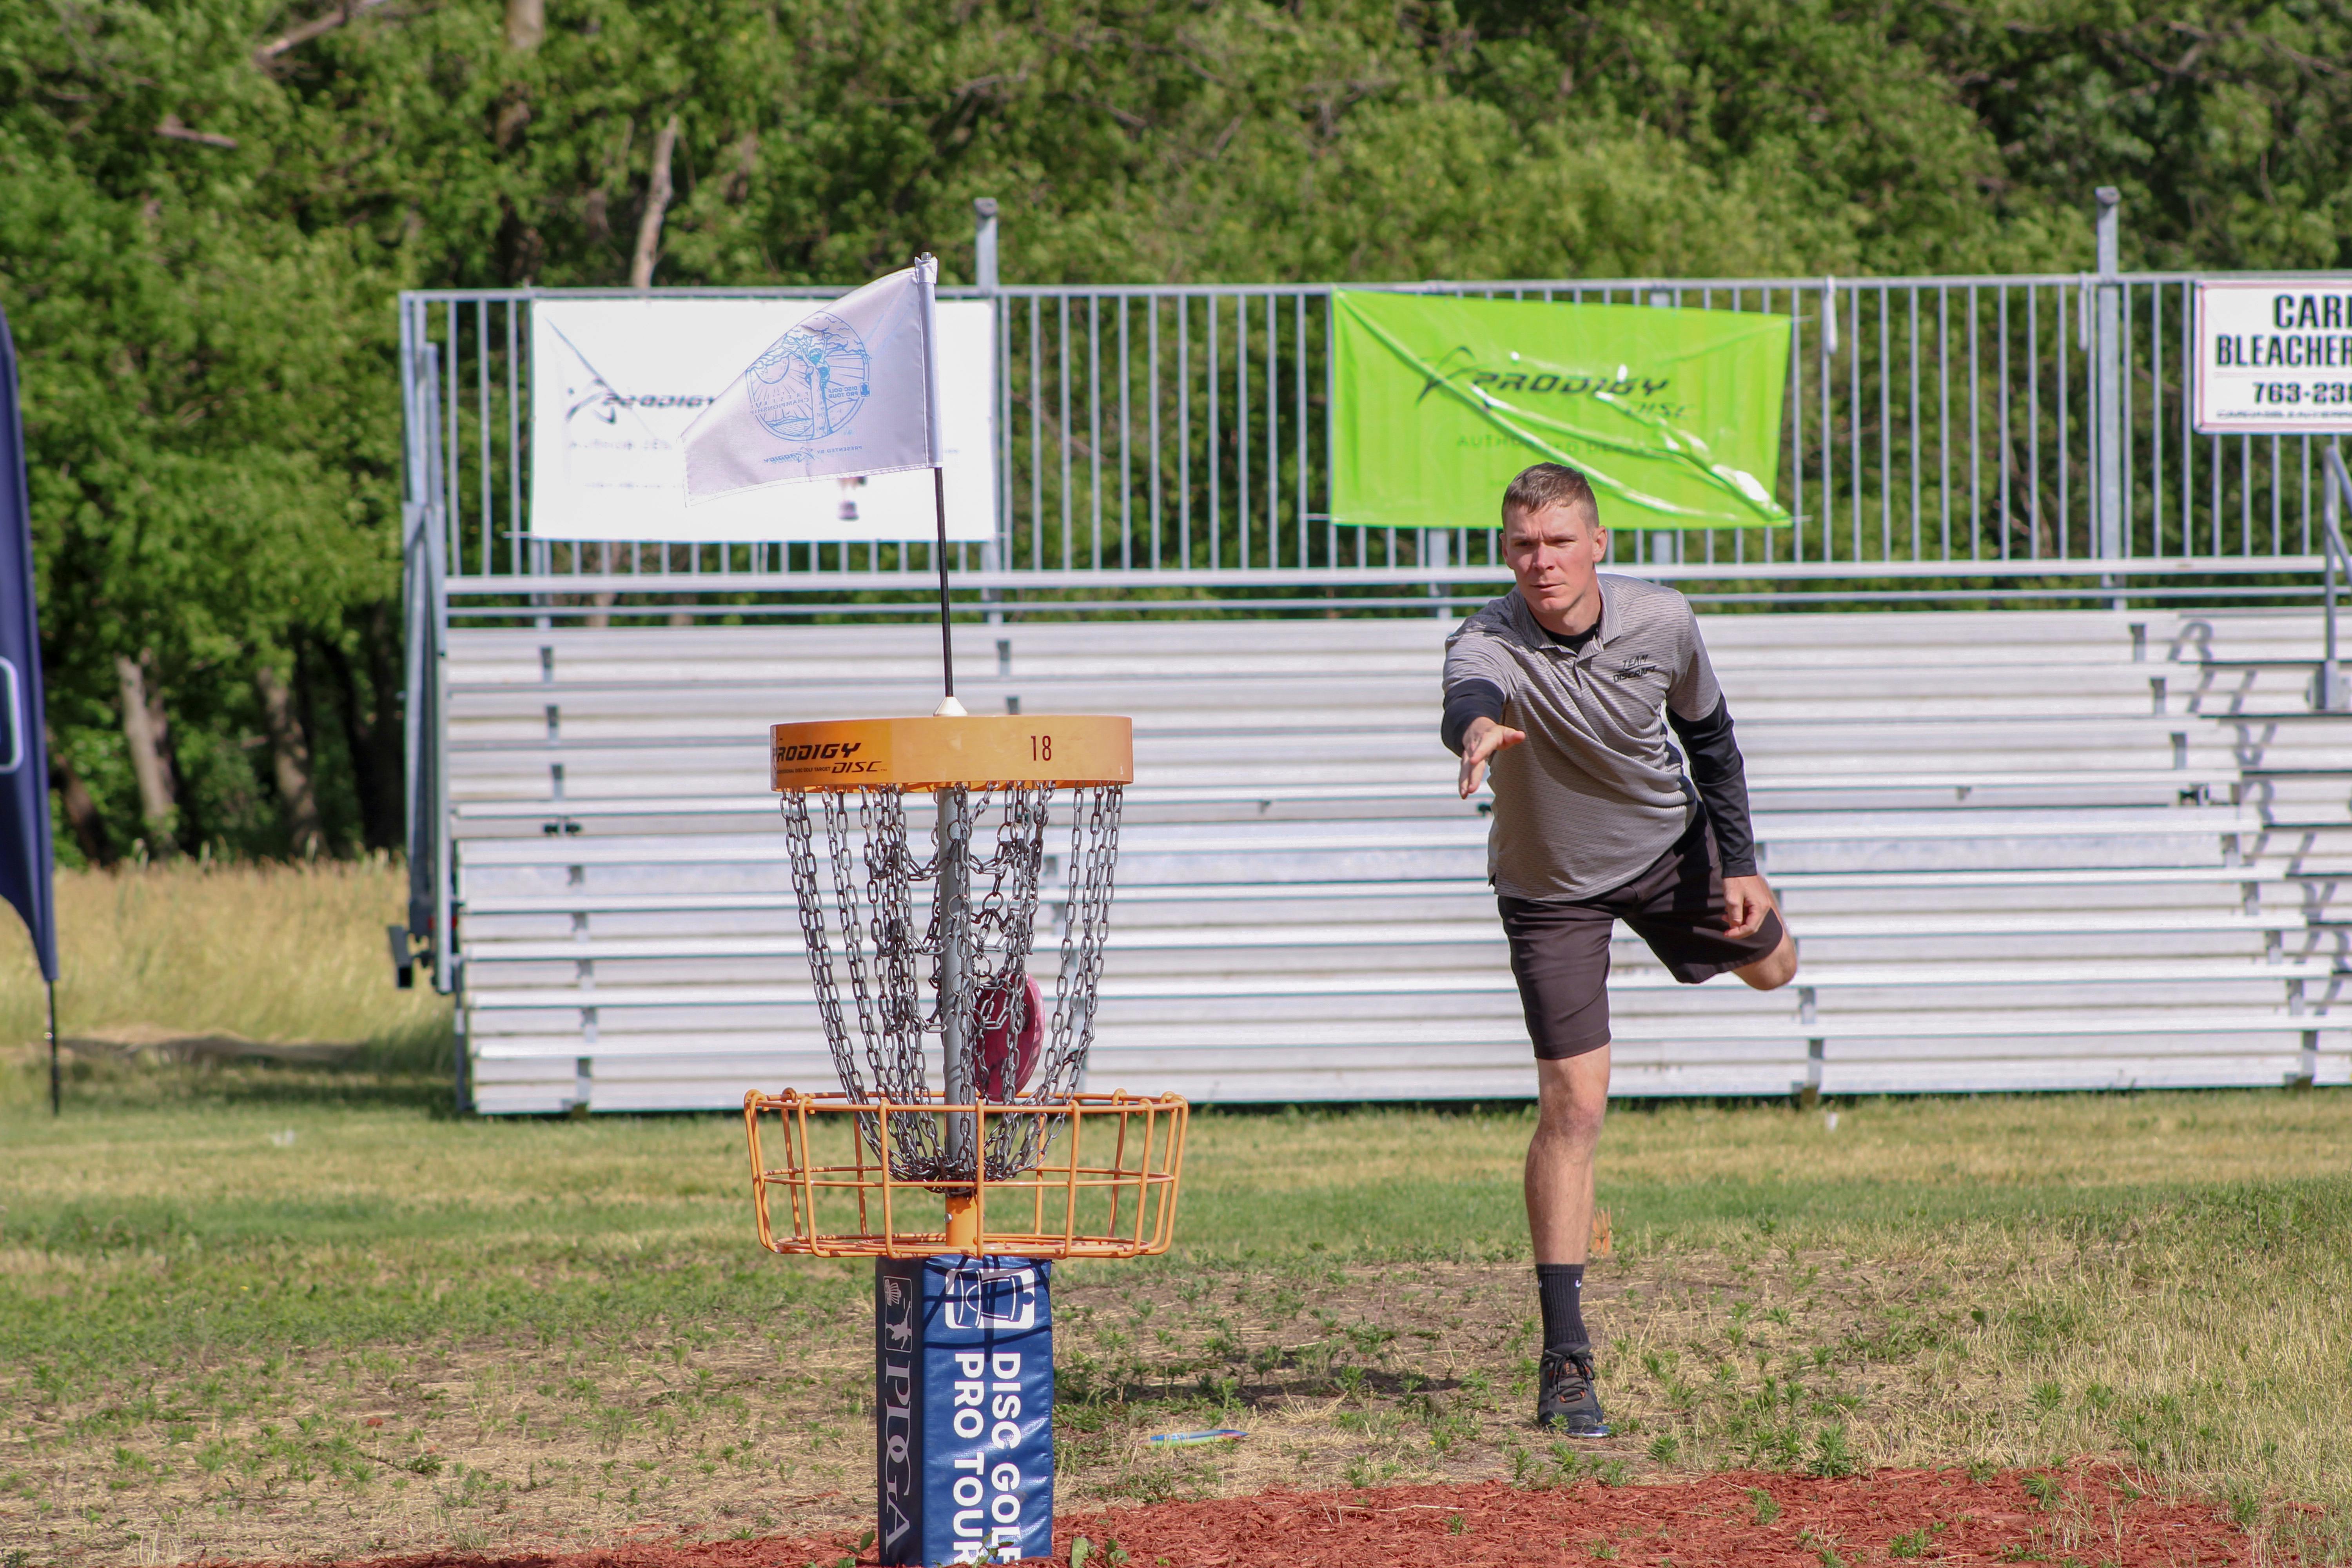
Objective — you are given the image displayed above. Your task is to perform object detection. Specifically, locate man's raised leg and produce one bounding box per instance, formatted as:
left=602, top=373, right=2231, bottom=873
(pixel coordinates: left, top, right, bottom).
left=1526, top=1044, right=1612, bottom=1436
left=1735, top=925, right=1798, bottom=991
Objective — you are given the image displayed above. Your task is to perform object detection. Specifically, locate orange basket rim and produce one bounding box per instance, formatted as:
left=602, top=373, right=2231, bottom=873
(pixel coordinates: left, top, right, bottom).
left=743, top=1088, right=1189, bottom=1260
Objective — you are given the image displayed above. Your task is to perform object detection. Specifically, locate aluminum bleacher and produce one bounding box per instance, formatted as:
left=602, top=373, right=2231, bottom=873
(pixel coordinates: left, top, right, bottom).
left=444, top=607, right=2352, bottom=1112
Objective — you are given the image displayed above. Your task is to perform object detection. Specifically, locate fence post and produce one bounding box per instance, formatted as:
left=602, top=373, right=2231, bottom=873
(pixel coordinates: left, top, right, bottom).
left=975, top=198, right=1004, bottom=621
left=974, top=197, right=999, bottom=293
left=2094, top=188, right=2125, bottom=604
left=1643, top=287, right=1682, bottom=570
left=2323, top=442, right=2347, bottom=711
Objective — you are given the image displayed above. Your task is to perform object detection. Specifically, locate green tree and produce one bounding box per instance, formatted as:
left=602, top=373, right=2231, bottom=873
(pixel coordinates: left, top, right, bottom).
left=1909, top=0, right=2352, bottom=269
left=1, top=0, right=2339, bottom=864
left=3, top=0, right=403, bottom=862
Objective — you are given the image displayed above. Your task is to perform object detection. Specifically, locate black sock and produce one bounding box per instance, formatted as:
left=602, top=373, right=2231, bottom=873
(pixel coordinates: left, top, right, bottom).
left=1535, top=1263, right=1587, bottom=1352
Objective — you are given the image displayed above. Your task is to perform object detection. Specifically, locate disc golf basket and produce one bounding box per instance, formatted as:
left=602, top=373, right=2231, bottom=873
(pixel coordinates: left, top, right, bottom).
left=744, top=711, right=1187, bottom=1259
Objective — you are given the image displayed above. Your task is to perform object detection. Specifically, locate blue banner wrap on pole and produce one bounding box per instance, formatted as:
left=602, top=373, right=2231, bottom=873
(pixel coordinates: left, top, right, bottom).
left=875, top=1256, right=1054, bottom=1566
left=0, top=307, right=56, bottom=985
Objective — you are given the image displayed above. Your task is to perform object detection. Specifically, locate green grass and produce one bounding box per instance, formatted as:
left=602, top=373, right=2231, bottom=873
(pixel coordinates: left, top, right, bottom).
left=1180, top=1093, right=2352, bottom=1251
left=2, top=1051, right=2348, bottom=1563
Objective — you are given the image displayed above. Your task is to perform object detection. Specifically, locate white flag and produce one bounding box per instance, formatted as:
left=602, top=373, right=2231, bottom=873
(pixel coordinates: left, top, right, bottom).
left=681, top=256, right=941, bottom=503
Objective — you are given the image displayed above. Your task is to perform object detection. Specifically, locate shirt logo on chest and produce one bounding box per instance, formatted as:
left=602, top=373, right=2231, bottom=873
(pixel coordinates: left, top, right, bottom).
left=1612, top=657, right=1662, bottom=681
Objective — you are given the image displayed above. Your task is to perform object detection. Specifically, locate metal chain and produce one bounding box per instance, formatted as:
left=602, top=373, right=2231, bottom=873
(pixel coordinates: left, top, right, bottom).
left=780, top=791, right=850, bottom=1097
left=776, top=779, right=1122, bottom=1182
left=859, top=788, right=933, bottom=1125
left=1039, top=784, right=1122, bottom=1102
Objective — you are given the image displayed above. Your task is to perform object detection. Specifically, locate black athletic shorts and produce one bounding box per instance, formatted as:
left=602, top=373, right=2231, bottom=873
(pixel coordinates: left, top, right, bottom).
left=1499, top=812, right=1787, bottom=1061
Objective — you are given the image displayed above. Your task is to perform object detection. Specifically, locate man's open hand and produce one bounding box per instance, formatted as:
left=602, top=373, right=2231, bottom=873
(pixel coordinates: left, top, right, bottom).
left=1458, top=715, right=1527, bottom=798
left=1722, top=873, right=1776, bottom=939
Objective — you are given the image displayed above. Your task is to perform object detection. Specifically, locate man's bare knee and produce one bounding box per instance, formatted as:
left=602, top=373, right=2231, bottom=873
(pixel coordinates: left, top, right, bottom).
left=1533, top=1051, right=1611, bottom=1145
left=1735, top=933, right=1798, bottom=991
left=1535, top=1092, right=1606, bottom=1149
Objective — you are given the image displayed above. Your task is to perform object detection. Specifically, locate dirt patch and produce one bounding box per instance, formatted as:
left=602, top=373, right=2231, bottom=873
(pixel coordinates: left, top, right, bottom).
left=50, top=1024, right=364, bottom=1065
left=227, top=1466, right=2257, bottom=1568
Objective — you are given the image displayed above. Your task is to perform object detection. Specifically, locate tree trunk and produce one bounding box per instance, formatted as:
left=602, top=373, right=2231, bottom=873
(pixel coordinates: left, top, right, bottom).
left=319, top=606, right=405, bottom=852
left=45, top=726, right=111, bottom=866
left=114, top=652, right=179, bottom=857
left=504, top=0, right=543, bottom=51
left=628, top=114, right=681, bottom=289
left=361, top=603, right=405, bottom=851
left=256, top=662, right=323, bottom=855
left=668, top=545, right=693, bottom=625
left=585, top=541, right=618, bottom=628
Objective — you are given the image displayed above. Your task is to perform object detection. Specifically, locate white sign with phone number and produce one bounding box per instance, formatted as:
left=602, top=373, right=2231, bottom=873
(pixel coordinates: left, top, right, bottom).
left=2194, top=280, right=2352, bottom=433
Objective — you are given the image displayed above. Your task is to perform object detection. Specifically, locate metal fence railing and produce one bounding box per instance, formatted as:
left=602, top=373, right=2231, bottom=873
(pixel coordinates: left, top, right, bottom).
left=2320, top=445, right=2352, bottom=710
left=394, top=264, right=2352, bottom=996
left=401, top=269, right=2352, bottom=622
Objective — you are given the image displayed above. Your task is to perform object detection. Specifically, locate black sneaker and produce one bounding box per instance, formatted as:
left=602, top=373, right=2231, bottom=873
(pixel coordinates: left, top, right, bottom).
left=1537, top=1345, right=1610, bottom=1437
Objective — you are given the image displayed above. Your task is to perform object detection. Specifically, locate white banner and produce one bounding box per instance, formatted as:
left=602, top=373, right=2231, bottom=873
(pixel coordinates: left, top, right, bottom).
left=530, top=296, right=995, bottom=541
left=2194, top=280, right=2352, bottom=434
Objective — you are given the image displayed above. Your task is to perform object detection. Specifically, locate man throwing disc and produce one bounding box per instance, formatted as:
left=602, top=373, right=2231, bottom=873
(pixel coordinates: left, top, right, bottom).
left=1442, top=463, right=1798, bottom=1436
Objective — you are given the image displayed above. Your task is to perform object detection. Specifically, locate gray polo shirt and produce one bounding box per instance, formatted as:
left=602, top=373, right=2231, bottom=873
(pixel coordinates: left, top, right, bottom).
left=1442, top=576, right=1725, bottom=901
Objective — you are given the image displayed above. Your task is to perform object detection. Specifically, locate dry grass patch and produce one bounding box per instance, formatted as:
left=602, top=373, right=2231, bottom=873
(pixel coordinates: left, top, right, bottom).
left=3, top=1296, right=876, bottom=1563
left=0, top=861, right=450, bottom=1085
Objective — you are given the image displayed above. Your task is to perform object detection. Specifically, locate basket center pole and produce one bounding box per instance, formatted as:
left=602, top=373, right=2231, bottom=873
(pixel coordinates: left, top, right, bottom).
left=936, top=783, right=978, bottom=1189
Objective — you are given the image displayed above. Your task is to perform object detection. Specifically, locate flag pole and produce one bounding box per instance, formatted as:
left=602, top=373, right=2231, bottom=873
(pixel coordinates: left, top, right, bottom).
left=916, top=253, right=955, bottom=704
left=933, top=465, right=955, bottom=701
left=46, top=978, right=57, bottom=1116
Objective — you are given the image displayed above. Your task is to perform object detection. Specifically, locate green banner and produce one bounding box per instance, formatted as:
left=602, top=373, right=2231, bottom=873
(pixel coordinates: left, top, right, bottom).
left=1330, top=292, right=1793, bottom=531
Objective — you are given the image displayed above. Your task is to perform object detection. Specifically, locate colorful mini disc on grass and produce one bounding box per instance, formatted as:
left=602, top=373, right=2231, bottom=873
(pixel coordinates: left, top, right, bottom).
left=1147, top=1428, right=1246, bottom=1446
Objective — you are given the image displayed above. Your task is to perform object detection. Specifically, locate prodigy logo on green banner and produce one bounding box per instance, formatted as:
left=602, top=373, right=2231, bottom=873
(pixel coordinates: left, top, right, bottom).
left=1330, top=292, right=1793, bottom=531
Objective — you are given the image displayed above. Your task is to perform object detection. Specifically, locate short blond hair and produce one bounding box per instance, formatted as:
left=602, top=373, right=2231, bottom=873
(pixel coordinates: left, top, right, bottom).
left=1501, top=463, right=1599, bottom=529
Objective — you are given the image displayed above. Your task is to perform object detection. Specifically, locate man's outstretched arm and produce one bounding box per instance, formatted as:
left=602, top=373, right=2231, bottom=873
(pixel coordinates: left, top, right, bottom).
left=1455, top=715, right=1527, bottom=798
left=1443, top=679, right=1524, bottom=797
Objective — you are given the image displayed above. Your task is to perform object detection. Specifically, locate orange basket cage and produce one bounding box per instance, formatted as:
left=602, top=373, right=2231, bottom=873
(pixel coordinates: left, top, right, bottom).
left=743, top=1089, right=1188, bottom=1259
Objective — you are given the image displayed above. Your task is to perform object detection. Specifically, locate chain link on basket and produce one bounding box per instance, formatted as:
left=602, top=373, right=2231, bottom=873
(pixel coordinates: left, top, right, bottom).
left=989, top=784, right=1122, bottom=1176
left=779, top=781, right=1118, bottom=1183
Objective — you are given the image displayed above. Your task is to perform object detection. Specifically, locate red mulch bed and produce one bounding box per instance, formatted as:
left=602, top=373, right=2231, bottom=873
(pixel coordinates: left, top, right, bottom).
left=282, top=1466, right=2259, bottom=1568
left=1057, top=1468, right=2253, bottom=1567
